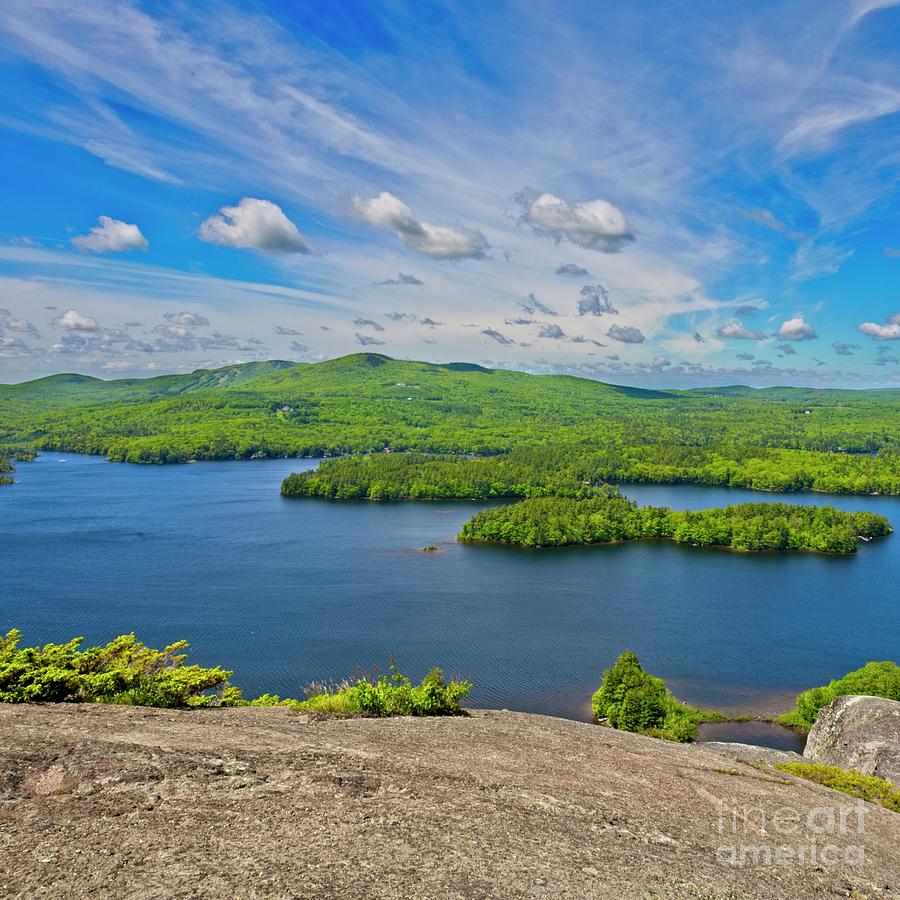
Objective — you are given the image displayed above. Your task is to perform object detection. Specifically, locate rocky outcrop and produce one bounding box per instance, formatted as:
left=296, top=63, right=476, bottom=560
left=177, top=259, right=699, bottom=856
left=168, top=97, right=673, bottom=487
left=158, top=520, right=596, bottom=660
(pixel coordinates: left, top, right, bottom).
left=0, top=704, right=898, bottom=899
left=804, top=695, right=900, bottom=784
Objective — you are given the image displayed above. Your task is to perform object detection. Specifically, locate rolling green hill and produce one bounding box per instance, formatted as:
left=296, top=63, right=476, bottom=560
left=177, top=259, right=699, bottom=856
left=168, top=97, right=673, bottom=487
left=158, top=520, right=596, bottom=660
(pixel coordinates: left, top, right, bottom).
left=3, top=353, right=900, bottom=493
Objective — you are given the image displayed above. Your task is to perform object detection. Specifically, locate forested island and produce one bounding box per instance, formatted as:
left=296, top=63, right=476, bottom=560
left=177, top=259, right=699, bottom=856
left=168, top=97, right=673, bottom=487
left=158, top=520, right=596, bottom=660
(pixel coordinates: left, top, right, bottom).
left=0, top=447, right=34, bottom=486
left=457, top=494, right=892, bottom=552
left=5, top=353, right=900, bottom=494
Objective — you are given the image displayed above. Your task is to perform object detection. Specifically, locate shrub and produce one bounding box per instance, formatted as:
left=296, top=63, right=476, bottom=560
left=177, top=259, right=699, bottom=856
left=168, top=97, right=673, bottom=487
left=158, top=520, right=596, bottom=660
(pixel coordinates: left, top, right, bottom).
left=778, top=661, right=900, bottom=729
left=0, top=631, right=472, bottom=716
left=591, top=651, right=722, bottom=742
left=0, top=630, right=232, bottom=707
left=775, top=762, right=900, bottom=813
left=292, top=666, right=472, bottom=716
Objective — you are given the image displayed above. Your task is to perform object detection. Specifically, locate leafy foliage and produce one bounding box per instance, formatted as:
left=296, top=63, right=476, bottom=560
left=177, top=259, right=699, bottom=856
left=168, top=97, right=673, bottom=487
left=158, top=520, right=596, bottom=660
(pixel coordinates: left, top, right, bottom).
left=287, top=666, right=472, bottom=716
left=458, top=495, right=891, bottom=553
left=778, top=661, right=900, bottom=728
left=0, top=630, right=232, bottom=707
left=5, top=353, right=900, bottom=494
left=0, top=630, right=472, bottom=716
left=775, top=762, right=900, bottom=813
left=591, top=651, right=722, bottom=742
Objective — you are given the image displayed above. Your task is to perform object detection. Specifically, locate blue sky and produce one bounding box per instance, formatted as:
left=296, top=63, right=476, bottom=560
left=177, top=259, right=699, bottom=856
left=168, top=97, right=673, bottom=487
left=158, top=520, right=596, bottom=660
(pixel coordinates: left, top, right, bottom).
left=1, top=0, right=900, bottom=387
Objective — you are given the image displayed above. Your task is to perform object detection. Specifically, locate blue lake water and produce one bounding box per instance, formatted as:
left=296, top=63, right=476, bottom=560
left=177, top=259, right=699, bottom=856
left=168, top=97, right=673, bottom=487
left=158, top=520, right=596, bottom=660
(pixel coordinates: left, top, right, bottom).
left=2, top=453, right=898, bottom=726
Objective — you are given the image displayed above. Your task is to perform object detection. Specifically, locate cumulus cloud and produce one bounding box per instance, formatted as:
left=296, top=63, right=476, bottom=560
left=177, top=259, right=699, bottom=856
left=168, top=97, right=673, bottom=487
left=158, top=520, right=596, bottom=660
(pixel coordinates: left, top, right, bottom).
left=0, top=335, right=34, bottom=357
left=374, top=272, right=424, bottom=286
left=199, top=198, right=315, bottom=254
left=519, top=294, right=558, bottom=317
left=556, top=263, right=589, bottom=277
left=832, top=341, right=860, bottom=355
left=354, top=192, right=488, bottom=259
left=49, top=309, right=133, bottom=354
left=274, top=325, right=303, bottom=335
left=0, top=309, right=39, bottom=336
left=607, top=324, right=645, bottom=344
left=776, top=343, right=797, bottom=356
left=512, top=188, right=635, bottom=253
left=736, top=305, right=764, bottom=317
left=578, top=284, right=618, bottom=316
left=164, top=311, right=210, bottom=327
left=875, top=347, right=899, bottom=366
left=289, top=340, right=310, bottom=353
left=419, top=317, right=442, bottom=327
left=858, top=312, right=900, bottom=340
left=736, top=352, right=755, bottom=361
left=52, top=309, right=99, bottom=330
left=777, top=315, right=817, bottom=341
left=716, top=321, right=766, bottom=341
left=651, top=355, right=671, bottom=370
left=353, top=317, right=385, bottom=332
left=355, top=332, right=385, bottom=346
left=482, top=327, right=515, bottom=345
left=71, top=215, right=148, bottom=253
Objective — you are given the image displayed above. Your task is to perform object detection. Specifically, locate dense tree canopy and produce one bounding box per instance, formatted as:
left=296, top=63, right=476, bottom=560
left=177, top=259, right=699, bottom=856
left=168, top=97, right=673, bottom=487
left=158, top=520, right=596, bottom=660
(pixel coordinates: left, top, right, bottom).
left=5, top=354, right=900, bottom=494
left=457, top=495, right=892, bottom=553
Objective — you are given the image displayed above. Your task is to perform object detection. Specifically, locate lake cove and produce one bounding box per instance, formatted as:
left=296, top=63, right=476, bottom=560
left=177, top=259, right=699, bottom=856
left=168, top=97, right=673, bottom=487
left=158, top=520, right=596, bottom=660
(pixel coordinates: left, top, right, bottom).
left=2, top=453, right=898, bottom=726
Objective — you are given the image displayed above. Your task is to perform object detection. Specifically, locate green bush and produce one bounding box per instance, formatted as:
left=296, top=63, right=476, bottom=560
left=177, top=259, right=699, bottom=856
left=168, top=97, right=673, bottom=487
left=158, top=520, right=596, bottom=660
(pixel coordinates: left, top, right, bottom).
left=287, top=666, right=472, bottom=716
left=591, top=651, right=722, bottom=742
left=0, top=630, right=472, bottom=717
left=778, top=661, right=900, bottom=728
left=775, top=762, right=900, bottom=813
left=0, top=630, right=232, bottom=707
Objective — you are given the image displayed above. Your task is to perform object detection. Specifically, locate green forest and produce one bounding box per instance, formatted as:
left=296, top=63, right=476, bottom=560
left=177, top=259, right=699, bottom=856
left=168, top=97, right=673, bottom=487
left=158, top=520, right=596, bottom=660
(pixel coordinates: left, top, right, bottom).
left=5, top=352, right=900, bottom=493
left=457, top=495, right=892, bottom=552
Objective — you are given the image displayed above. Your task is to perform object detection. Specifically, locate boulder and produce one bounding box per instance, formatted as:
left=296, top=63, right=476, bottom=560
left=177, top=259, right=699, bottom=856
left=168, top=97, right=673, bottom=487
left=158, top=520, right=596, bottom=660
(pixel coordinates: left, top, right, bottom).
left=804, top=694, right=900, bottom=783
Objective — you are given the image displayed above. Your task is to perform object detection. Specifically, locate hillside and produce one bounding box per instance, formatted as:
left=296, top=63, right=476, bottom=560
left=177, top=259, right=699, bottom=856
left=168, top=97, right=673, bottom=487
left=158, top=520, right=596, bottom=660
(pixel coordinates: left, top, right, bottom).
left=3, top=353, right=900, bottom=491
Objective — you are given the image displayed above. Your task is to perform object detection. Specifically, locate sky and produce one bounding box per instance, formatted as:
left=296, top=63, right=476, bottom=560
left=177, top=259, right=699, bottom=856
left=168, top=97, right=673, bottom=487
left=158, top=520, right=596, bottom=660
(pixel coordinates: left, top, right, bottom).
left=1, top=1, right=900, bottom=388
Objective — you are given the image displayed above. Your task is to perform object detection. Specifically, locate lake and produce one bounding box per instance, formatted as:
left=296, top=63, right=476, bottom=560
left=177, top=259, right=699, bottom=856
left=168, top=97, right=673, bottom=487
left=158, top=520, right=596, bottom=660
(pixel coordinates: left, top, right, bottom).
left=2, top=453, right=897, bottom=732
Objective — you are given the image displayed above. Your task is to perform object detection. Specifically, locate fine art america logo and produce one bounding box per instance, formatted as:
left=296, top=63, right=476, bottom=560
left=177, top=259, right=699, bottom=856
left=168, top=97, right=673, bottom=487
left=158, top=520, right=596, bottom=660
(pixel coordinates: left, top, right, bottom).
left=716, top=800, right=867, bottom=867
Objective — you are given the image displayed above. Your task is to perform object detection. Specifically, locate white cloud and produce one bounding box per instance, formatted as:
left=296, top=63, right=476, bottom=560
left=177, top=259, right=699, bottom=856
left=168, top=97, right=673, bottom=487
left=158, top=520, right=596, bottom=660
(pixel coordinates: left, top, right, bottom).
left=778, top=315, right=818, bottom=341
left=716, top=321, right=766, bottom=341
left=353, top=192, right=488, bottom=259
left=858, top=312, right=900, bottom=340
left=512, top=189, right=635, bottom=253
left=164, top=311, right=210, bottom=327
left=71, top=215, right=148, bottom=253
left=199, top=198, right=315, bottom=254
left=52, top=308, right=99, bottom=330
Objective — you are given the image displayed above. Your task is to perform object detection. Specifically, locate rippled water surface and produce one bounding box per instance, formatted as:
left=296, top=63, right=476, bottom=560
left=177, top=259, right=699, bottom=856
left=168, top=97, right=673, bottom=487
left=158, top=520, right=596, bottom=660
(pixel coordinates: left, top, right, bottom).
left=3, top=453, right=898, bottom=722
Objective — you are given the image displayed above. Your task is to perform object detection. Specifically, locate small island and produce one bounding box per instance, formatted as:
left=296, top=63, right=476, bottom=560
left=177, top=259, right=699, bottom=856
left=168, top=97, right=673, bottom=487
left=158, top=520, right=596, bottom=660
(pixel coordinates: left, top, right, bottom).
left=457, top=494, right=892, bottom=553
